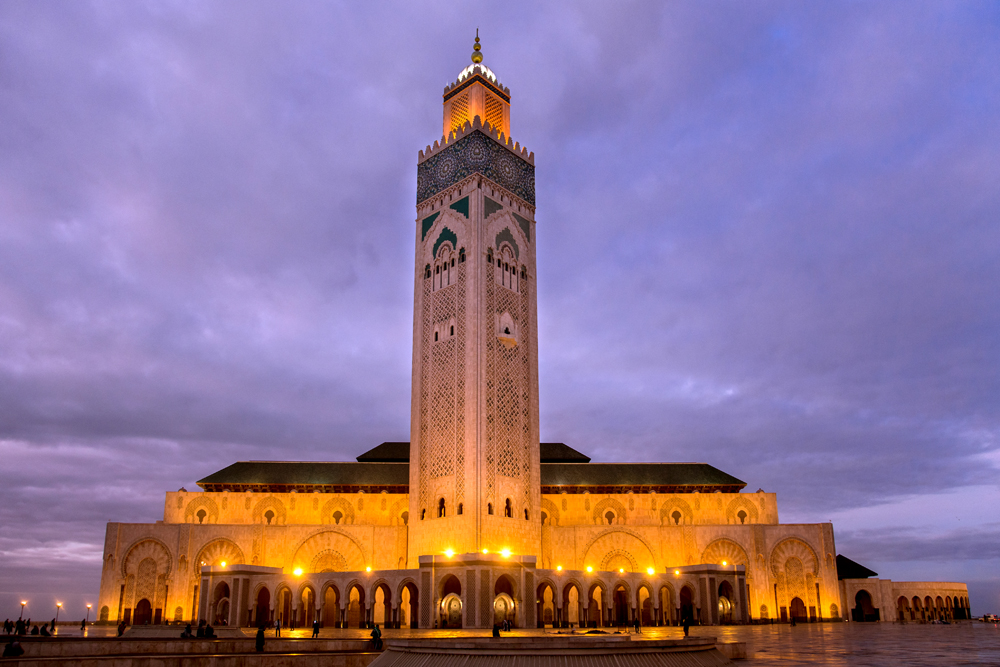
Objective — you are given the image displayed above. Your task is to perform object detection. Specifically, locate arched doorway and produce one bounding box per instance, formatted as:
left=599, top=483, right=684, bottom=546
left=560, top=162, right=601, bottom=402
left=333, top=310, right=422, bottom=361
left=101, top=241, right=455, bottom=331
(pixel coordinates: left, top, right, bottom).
left=134, top=599, right=153, bottom=626
left=277, top=588, right=292, bottom=627
left=400, top=583, right=419, bottom=629
left=588, top=584, right=605, bottom=628
left=213, top=582, right=230, bottom=625
left=853, top=590, right=878, bottom=622
left=790, top=597, right=807, bottom=623
left=717, top=581, right=733, bottom=624
left=563, top=584, right=581, bottom=628
left=537, top=583, right=555, bottom=628
left=300, top=586, right=316, bottom=626
left=659, top=586, right=674, bottom=626
left=613, top=585, right=629, bottom=626
left=897, top=596, right=910, bottom=622
left=254, top=587, right=271, bottom=627
left=680, top=586, right=695, bottom=625
left=638, top=586, right=653, bottom=626
left=322, top=585, right=339, bottom=628
left=441, top=575, right=462, bottom=628
left=373, top=584, right=391, bottom=627
left=347, top=585, right=366, bottom=628
left=493, top=575, right=515, bottom=627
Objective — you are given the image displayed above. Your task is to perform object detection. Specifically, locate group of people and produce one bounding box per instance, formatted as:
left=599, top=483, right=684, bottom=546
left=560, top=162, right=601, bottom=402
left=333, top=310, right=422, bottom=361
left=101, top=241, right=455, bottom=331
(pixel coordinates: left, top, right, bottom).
left=3, top=618, right=58, bottom=637
left=491, top=618, right=514, bottom=637
left=179, top=620, right=217, bottom=638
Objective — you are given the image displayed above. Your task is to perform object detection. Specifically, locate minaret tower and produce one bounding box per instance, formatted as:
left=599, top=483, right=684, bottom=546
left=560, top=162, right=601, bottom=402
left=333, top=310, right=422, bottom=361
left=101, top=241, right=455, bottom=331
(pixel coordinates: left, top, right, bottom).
left=408, top=34, right=540, bottom=562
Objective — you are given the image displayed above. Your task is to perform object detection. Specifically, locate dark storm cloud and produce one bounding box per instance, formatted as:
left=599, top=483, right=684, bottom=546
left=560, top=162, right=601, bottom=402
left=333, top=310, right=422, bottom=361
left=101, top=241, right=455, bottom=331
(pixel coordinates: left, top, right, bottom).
left=1, top=1, right=998, bottom=613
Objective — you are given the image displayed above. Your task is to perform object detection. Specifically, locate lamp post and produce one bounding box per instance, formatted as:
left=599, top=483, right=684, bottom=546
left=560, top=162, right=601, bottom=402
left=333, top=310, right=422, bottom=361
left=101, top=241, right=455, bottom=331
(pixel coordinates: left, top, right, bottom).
left=20, top=601, right=26, bottom=620
left=56, top=602, right=62, bottom=624
left=86, top=604, right=92, bottom=624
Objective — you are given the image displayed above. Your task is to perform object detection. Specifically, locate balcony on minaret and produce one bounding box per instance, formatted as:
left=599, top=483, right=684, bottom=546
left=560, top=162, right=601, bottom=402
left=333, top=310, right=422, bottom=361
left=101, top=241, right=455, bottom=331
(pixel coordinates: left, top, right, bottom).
left=442, top=34, right=510, bottom=137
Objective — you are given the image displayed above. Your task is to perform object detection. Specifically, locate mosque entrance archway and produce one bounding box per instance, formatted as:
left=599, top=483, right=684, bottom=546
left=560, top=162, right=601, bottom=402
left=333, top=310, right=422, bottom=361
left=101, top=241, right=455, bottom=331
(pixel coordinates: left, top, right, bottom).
left=852, top=590, right=878, bottom=622
left=790, top=597, right=807, bottom=623
left=613, top=585, right=629, bottom=626
left=347, top=585, right=365, bottom=628
left=400, top=582, right=418, bottom=628
left=212, top=582, right=230, bottom=625
left=254, top=587, right=271, bottom=627
left=494, top=575, right=516, bottom=627
left=440, top=575, right=462, bottom=629
left=588, top=584, right=605, bottom=628
left=563, top=584, right=581, bottom=628
left=134, top=599, right=153, bottom=626
left=638, top=586, right=652, bottom=626
left=537, top=582, right=555, bottom=628
left=680, top=586, right=695, bottom=624
left=718, top=581, right=734, bottom=624
left=322, top=586, right=338, bottom=628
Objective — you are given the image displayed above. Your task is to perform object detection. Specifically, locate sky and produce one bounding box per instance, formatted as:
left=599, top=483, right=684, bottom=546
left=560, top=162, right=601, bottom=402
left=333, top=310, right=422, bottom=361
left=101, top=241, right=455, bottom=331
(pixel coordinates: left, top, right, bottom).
left=1, top=0, right=998, bottom=621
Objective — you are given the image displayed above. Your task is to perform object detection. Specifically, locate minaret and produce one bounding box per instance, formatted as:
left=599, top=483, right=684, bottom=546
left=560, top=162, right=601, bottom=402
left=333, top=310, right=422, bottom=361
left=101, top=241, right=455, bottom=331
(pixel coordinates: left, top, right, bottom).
left=408, top=34, right=540, bottom=563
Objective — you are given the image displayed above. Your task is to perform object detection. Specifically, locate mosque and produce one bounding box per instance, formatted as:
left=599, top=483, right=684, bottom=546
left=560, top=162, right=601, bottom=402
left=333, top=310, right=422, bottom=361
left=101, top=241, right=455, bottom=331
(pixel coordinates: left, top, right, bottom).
left=96, top=37, right=969, bottom=631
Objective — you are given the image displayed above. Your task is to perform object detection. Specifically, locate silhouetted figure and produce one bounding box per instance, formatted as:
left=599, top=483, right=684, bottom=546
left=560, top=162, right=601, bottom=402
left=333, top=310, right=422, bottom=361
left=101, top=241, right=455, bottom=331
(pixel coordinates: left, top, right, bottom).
left=30, top=625, right=39, bottom=636
left=634, top=617, right=641, bottom=634
left=3, top=620, right=10, bottom=635
left=255, top=626, right=265, bottom=652
left=50, top=619, right=56, bottom=633
left=14, top=620, right=24, bottom=636
left=117, top=621, right=126, bottom=637
left=3, top=638, right=24, bottom=658
left=370, top=624, right=382, bottom=650
left=40, top=625, right=50, bottom=637
left=274, top=618, right=281, bottom=638
left=492, top=624, right=500, bottom=638
left=682, top=614, right=690, bottom=638
left=204, top=625, right=215, bottom=639
left=81, top=619, right=86, bottom=632
left=312, top=619, right=320, bottom=638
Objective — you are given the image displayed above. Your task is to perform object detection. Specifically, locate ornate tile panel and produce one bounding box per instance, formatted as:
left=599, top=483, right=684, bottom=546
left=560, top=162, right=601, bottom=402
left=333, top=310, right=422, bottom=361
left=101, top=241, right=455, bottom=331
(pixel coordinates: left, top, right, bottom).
left=417, top=130, right=535, bottom=206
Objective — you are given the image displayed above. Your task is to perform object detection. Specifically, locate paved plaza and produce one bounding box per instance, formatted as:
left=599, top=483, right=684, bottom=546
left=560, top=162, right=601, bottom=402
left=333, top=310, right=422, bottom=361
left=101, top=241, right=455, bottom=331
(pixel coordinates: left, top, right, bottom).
left=41, top=621, right=1000, bottom=665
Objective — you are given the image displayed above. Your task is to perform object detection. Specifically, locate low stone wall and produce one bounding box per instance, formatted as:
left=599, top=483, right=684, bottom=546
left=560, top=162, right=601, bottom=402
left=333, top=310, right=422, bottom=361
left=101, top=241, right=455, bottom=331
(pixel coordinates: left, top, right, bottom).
left=4, top=637, right=378, bottom=667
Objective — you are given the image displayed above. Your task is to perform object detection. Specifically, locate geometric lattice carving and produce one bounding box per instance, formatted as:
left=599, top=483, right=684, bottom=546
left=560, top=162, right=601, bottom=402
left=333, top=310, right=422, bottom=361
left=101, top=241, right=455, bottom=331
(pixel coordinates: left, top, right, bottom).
left=122, top=539, right=172, bottom=579
left=701, top=538, right=750, bottom=569
left=193, top=538, right=245, bottom=574
left=660, top=497, right=694, bottom=526
left=292, top=531, right=366, bottom=574
left=726, top=496, right=760, bottom=524
left=769, top=538, right=819, bottom=577
left=592, top=498, right=627, bottom=525
left=184, top=497, right=219, bottom=524
left=417, top=130, right=535, bottom=206
left=251, top=497, right=287, bottom=525
left=321, top=498, right=355, bottom=525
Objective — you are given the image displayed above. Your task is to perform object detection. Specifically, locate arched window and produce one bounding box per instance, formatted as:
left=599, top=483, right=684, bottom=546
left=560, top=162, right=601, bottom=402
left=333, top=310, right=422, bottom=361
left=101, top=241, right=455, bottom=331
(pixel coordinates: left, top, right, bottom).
left=420, top=509, right=426, bottom=520
left=488, top=503, right=494, bottom=515
left=450, top=325, right=455, bottom=336
left=196, top=509, right=207, bottom=524
left=605, top=511, right=615, bottom=525
left=457, top=503, right=463, bottom=515
left=504, top=498, right=512, bottom=518
left=333, top=511, right=343, bottom=524
left=459, top=248, right=466, bottom=263
left=737, top=510, right=748, bottom=524
left=264, top=510, right=275, bottom=525
left=524, top=508, right=529, bottom=520
left=434, top=331, right=439, bottom=342
left=438, top=498, right=446, bottom=518
left=671, top=510, right=681, bottom=526
left=424, top=265, right=431, bottom=279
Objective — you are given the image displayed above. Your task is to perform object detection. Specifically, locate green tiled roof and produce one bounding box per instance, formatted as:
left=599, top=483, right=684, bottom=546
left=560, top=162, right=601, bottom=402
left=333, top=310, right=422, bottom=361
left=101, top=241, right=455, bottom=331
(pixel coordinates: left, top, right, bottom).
left=197, top=461, right=408, bottom=493
left=196, top=444, right=744, bottom=493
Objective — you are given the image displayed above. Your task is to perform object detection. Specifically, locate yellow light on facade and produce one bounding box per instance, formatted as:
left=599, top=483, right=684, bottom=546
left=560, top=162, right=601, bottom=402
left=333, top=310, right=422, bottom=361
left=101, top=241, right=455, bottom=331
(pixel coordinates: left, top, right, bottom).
left=647, top=567, right=655, bottom=575
left=220, top=561, right=226, bottom=568
left=674, top=570, right=680, bottom=575
left=445, top=549, right=455, bottom=558
left=586, top=566, right=593, bottom=573
left=293, top=567, right=303, bottom=576
left=366, top=566, right=372, bottom=572
left=556, top=565, right=563, bottom=571
left=483, top=548, right=489, bottom=554
left=722, top=561, right=727, bottom=566
left=501, top=549, right=511, bottom=558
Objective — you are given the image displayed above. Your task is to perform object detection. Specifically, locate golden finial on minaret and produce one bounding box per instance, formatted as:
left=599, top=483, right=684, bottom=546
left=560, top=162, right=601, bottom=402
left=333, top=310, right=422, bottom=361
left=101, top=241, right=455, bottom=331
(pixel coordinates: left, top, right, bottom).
left=471, top=29, right=483, bottom=64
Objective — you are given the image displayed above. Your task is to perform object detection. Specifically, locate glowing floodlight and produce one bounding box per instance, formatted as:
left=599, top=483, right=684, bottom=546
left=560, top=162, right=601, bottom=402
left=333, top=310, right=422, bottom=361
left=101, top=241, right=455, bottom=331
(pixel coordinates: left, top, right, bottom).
left=445, top=549, right=455, bottom=558
left=586, top=566, right=593, bottom=573
left=293, top=567, right=303, bottom=576
left=501, top=549, right=511, bottom=558
left=647, top=567, right=655, bottom=575
left=366, top=566, right=372, bottom=572
left=220, top=561, right=226, bottom=568
left=556, top=565, right=563, bottom=571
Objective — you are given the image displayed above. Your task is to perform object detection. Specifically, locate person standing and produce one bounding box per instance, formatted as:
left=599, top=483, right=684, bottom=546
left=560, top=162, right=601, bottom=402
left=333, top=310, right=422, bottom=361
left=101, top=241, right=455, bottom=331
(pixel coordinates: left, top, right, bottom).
left=311, top=618, right=320, bottom=638
left=682, top=614, right=690, bottom=638
left=255, top=626, right=265, bottom=652
left=274, top=617, right=281, bottom=638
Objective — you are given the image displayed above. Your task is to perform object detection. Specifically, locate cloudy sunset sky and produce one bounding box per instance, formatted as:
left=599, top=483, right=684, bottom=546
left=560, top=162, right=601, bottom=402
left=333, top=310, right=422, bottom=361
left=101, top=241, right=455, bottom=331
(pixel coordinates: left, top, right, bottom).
left=1, top=1, right=998, bottom=618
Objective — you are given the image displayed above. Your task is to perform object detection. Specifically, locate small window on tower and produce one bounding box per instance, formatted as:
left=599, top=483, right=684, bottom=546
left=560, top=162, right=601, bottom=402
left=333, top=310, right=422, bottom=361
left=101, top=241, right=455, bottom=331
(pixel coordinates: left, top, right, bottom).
left=450, top=325, right=454, bottom=336
left=672, top=510, right=682, bottom=526
left=524, top=508, right=529, bottom=520
left=488, top=503, right=494, bottom=515
left=425, top=265, right=431, bottom=279
left=504, top=498, right=512, bottom=518
left=457, top=503, right=463, bottom=515
left=451, top=258, right=455, bottom=267
left=438, top=498, right=446, bottom=518
left=434, top=331, right=439, bottom=342
left=459, top=248, right=466, bottom=263
left=421, top=509, right=426, bottom=520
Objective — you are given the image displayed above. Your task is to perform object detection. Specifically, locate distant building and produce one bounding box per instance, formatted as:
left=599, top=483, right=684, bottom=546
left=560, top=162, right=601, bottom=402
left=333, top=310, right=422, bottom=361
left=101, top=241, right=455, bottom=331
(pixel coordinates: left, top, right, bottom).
left=97, top=36, right=969, bottom=629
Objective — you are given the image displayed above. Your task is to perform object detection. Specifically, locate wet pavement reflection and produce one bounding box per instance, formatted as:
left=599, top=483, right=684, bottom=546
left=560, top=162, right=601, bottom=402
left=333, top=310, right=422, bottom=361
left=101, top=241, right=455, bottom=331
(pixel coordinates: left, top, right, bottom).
left=42, top=620, right=1000, bottom=665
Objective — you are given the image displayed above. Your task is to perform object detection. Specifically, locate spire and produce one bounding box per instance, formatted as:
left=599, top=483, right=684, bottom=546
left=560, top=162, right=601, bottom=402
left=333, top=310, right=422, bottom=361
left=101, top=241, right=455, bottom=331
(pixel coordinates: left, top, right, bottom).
left=471, top=29, right=483, bottom=64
